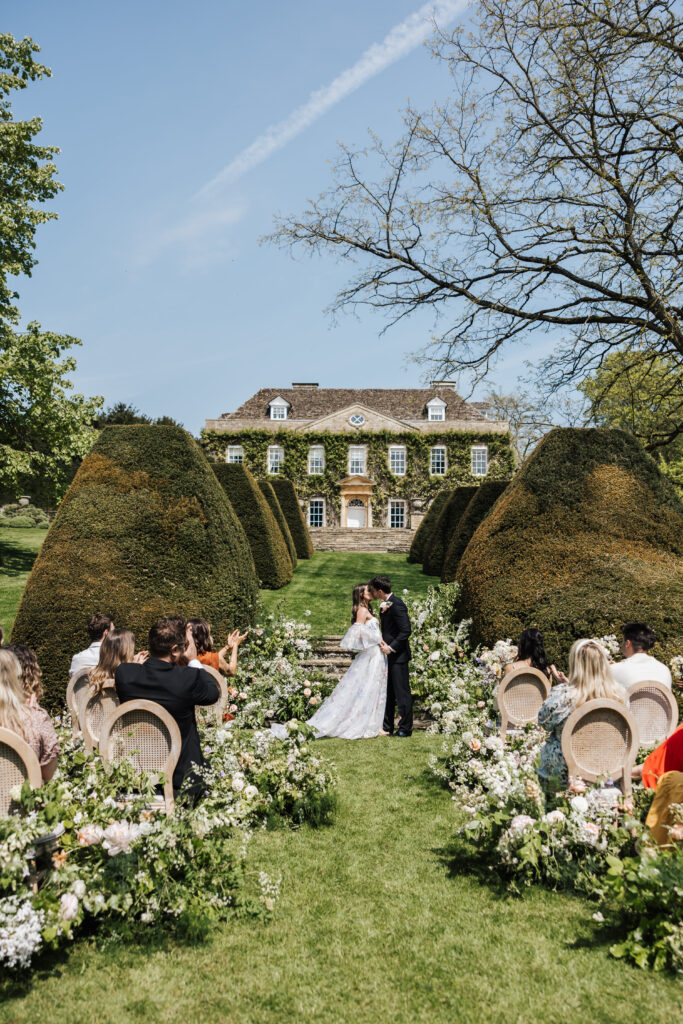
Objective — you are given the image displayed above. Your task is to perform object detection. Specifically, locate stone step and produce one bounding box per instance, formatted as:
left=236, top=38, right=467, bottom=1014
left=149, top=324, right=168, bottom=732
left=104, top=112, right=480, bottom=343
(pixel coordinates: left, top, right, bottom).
left=311, top=527, right=415, bottom=553
left=303, top=656, right=354, bottom=669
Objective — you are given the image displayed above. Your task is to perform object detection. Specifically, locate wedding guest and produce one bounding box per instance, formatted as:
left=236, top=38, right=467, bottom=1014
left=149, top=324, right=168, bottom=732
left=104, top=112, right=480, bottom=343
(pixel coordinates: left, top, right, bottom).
left=643, top=771, right=683, bottom=847
left=0, top=648, right=59, bottom=781
left=537, top=639, right=626, bottom=790
left=188, top=620, right=247, bottom=677
left=69, top=613, right=114, bottom=677
left=610, top=622, right=672, bottom=690
left=503, top=628, right=555, bottom=678
left=87, top=629, right=146, bottom=694
left=115, top=617, right=219, bottom=800
left=6, top=643, right=46, bottom=708
left=633, top=723, right=683, bottom=789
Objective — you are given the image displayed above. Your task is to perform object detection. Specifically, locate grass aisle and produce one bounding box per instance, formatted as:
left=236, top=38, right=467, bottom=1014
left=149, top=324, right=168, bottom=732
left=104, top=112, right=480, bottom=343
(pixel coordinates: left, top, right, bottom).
left=2, top=735, right=680, bottom=1024
left=0, top=527, right=45, bottom=636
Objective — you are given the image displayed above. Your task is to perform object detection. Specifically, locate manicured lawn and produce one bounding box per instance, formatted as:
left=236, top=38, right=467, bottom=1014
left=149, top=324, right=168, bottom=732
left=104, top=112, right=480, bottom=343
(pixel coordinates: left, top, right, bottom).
left=0, top=527, right=45, bottom=638
left=2, top=733, right=680, bottom=1024
left=260, top=552, right=439, bottom=634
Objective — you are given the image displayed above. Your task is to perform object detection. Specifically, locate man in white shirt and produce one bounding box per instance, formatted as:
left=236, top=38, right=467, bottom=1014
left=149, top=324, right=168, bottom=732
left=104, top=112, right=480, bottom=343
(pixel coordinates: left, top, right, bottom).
left=610, top=622, right=672, bottom=690
left=69, top=612, right=114, bottom=676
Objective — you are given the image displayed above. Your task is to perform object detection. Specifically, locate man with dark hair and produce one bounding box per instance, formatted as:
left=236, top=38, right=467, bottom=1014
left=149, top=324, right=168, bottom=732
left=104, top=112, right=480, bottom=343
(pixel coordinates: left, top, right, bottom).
left=368, top=575, right=413, bottom=737
left=69, top=612, right=114, bottom=676
left=114, top=617, right=219, bottom=799
left=611, top=622, right=672, bottom=690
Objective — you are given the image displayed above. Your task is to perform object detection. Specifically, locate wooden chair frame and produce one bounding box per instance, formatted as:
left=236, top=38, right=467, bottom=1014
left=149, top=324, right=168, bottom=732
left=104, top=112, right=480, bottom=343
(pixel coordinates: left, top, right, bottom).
left=496, top=666, right=551, bottom=738
left=196, top=666, right=227, bottom=725
left=0, top=726, right=42, bottom=816
left=626, top=679, right=679, bottom=747
left=81, top=684, right=120, bottom=753
left=99, top=699, right=182, bottom=814
left=65, top=668, right=91, bottom=737
left=561, top=698, right=639, bottom=796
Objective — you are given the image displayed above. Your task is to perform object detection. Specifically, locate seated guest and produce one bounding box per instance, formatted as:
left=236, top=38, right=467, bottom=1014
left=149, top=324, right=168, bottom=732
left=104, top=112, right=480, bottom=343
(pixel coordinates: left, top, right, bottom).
left=69, top=613, right=114, bottom=677
left=188, top=620, right=247, bottom=676
left=503, top=628, right=556, bottom=678
left=633, top=723, right=683, bottom=789
left=537, top=639, right=626, bottom=790
left=115, top=617, right=219, bottom=798
left=643, top=771, right=683, bottom=847
left=87, top=629, right=146, bottom=694
left=0, top=648, right=59, bottom=781
left=610, top=622, right=672, bottom=690
left=6, top=643, right=48, bottom=710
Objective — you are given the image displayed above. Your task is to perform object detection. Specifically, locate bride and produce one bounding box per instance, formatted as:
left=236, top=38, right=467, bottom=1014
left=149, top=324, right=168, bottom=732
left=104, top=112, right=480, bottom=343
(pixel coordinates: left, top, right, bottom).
left=307, top=584, right=388, bottom=740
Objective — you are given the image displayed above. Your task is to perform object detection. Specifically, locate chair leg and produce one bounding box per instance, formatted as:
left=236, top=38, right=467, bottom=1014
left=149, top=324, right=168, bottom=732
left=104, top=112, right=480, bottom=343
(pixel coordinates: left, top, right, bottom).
left=499, top=714, right=508, bottom=742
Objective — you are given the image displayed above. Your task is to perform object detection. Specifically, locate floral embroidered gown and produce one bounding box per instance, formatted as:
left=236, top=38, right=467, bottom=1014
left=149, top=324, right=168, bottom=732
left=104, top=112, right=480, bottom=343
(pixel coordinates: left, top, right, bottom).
left=307, top=618, right=388, bottom=740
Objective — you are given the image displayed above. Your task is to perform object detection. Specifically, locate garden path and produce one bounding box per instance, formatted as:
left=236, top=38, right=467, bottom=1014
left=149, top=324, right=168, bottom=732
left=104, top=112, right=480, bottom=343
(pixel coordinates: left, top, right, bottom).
left=2, top=734, right=680, bottom=1024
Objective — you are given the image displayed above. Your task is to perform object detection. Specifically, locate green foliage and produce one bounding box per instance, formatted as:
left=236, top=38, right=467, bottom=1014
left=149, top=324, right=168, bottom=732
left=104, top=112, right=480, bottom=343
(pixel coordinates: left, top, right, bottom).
left=408, top=488, right=451, bottom=563
left=441, top=481, right=509, bottom=582
left=12, top=425, right=259, bottom=707
left=258, top=478, right=297, bottom=568
left=95, top=402, right=183, bottom=428
left=0, top=503, right=48, bottom=527
left=212, top=464, right=293, bottom=590
left=200, top=429, right=515, bottom=526
left=423, top=486, right=479, bottom=577
left=457, top=427, right=683, bottom=664
left=268, top=477, right=314, bottom=559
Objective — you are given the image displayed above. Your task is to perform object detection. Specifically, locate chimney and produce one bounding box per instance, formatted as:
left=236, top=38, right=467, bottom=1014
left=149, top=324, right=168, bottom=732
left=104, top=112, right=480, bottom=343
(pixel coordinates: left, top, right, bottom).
left=291, top=382, right=319, bottom=389
left=430, top=380, right=457, bottom=390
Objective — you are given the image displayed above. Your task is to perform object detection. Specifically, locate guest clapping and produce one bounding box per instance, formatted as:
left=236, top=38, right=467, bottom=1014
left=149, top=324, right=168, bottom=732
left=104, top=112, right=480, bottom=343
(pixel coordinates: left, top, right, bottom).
left=0, top=648, right=58, bottom=781
left=503, top=628, right=555, bottom=678
left=188, top=620, right=247, bottom=677
left=537, top=639, right=626, bottom=790
left=87, top=629, right=146, bottom=694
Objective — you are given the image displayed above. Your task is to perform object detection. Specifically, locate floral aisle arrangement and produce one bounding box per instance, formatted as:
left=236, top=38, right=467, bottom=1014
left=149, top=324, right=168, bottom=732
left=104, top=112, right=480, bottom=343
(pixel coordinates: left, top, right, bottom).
left=0, top=720, right=336, bottom=972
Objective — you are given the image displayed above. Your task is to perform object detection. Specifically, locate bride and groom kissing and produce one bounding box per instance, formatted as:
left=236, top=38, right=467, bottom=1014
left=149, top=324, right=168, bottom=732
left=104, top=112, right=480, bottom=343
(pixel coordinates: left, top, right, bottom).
left=307, top=575, right=413, bottom=741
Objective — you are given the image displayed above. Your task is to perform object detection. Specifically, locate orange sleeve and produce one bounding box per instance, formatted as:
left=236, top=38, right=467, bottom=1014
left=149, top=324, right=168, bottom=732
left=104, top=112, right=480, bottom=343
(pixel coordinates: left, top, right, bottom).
left=641, top=724, right=683, bottom=790
left=197, top=651, right=220, bottom=670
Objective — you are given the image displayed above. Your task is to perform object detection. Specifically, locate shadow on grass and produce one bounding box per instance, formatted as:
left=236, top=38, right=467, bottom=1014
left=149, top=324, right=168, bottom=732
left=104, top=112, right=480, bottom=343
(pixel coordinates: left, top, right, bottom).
left=0, top=536, right=39, bottom=576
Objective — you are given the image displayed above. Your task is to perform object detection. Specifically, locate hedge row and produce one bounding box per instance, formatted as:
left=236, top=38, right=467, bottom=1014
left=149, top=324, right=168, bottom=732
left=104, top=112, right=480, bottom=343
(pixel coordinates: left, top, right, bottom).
left=212, top=464, right=293, bottom=589
left=408, top=489, right=451, bottom=564
left=441, top=481, right=509, bottom=582
left=269, top=478, right=314, bottom=559
left=423, top=487, right=479, bottom=577
left=12, top=426, right=260, bottom=708
left=457, top=428, right=683, bottom=665
left=258, top=478, right=298, bottom=569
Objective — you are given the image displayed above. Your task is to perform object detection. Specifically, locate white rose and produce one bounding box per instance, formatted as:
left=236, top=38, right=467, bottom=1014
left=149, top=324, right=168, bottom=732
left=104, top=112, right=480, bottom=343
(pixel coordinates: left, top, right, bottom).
left=72, top=880, right=86, bottom=898
left=60, top=893, right=79, bottom=921
left=570, top=796, right=589, bottom=815
left=543, top=809, right=565, bottom=824
left=9, top=784, right=22, bottom=802
left=231, top=775, right=245, bottom=793
left=244, top=785, right=258, bottom=800
left=428, top=650, right=441, bottom=662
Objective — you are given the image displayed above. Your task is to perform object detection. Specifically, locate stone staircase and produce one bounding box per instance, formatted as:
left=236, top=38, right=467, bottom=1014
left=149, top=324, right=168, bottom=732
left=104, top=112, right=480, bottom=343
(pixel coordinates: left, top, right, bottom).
left=311, top=528, right=415, bottom=553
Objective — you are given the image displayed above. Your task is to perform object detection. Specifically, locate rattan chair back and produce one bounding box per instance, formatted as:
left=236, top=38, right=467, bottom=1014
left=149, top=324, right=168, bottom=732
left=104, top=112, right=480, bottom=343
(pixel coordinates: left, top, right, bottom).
left=82, top=684, right=120, bottom=753
left=195, top=666, right=227, bottom=726
left=626, top=679, right=679, bottom=747
left=65, top=668, right=91, bottom=737
left=561, top=698, right=639, bottom=795
left=99, top=699, right=182, bottom=814
left=497, top=666, right=551, bottom=738
left=0, top=727, right=42, bottom=816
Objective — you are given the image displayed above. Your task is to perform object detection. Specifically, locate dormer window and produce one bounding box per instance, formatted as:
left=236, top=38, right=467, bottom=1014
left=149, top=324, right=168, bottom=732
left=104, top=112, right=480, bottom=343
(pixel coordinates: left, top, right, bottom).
left=426, top=397, right=446, bottom=421
left=268, top=396, right=289, bottom=420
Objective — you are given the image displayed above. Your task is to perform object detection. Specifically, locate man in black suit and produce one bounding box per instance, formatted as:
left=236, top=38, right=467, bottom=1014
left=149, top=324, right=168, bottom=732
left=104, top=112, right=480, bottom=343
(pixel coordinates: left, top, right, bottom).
left=369, top=575, right=413, bottom=737
left=115, top=617, right=219, bottom=799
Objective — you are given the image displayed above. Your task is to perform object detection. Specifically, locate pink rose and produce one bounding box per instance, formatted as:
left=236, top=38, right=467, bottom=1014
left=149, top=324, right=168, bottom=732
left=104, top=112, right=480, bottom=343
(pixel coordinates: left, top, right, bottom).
left=469, top=738, right=481, bottom=752
left=670, top=824, right=683, bottom=842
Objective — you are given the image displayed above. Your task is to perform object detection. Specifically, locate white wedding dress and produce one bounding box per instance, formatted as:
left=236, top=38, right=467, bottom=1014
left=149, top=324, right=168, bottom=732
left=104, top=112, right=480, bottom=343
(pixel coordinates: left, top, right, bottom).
left=307, top=618, right=388, bottom=740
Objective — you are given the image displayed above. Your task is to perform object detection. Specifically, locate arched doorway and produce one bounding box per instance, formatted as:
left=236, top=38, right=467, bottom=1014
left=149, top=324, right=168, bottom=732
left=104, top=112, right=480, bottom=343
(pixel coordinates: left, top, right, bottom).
left=339, top=475, right=374, bottom=527
left=347, top=498, right=366, bottom=528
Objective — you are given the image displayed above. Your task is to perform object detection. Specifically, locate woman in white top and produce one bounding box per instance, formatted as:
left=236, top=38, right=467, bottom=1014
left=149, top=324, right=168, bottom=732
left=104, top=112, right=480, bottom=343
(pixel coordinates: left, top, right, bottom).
left=307, top=584, right=388, bottom=740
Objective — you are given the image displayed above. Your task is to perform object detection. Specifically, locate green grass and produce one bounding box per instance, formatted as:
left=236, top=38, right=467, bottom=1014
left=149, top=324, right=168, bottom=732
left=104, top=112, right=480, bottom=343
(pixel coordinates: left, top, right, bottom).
left=259, top=552, right=440, bottom=634
left=2, top=734, right=680, bottom=1023
left=0, top=527, right=45, bottom=638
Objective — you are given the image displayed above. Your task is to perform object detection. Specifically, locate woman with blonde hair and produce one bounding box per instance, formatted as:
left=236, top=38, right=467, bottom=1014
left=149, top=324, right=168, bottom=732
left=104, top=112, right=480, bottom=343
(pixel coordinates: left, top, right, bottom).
left=88, top=629, right=145, bottom=694
left=537, top=639, right=626, bottom=790
left=0, top=648, right=59, bottom=781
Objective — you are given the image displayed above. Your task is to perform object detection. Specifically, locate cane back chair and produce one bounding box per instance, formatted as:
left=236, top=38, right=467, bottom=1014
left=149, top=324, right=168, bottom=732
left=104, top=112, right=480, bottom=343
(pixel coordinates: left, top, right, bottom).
left=195, top=666, right=228, bottom=726
left=81, top=684, right=120, bottom=753
left=99, top=699, right=182, bottom=814
left=496, top=666, right=551, bottom=739
left=65, top=668, right=91, bottom=737
left=626, top=679, right=679, bottom=748
left=0, top=727, right=42, bottom=816
left=561, top=698, right=639, bottom=796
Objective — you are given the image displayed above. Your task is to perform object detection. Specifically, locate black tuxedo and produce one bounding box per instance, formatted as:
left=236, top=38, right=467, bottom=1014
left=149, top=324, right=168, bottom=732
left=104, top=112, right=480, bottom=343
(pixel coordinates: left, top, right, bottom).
left=115, top=658, right=219, bottom=795
left=379, top=594, right=413, bottom=734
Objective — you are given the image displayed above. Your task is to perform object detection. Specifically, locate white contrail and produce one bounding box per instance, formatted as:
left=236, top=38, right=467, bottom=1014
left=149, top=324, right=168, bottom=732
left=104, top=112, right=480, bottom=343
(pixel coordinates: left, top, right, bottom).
left=195, top=1, right=469, bottom=199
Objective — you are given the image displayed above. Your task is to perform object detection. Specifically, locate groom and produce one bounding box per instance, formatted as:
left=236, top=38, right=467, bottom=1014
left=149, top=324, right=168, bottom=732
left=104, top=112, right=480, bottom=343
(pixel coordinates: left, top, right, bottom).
left=369, top=575, right=413, bottom=737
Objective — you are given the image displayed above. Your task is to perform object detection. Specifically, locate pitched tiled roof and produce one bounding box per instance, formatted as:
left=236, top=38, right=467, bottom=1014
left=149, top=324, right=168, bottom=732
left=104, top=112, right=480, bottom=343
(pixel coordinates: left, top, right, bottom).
left=221, top=388, right=486, bottom=422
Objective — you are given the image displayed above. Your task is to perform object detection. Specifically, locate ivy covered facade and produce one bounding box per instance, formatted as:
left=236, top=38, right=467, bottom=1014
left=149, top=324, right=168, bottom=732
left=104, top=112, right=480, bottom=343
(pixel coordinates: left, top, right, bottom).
left=202, top=384, right=514, bottom=534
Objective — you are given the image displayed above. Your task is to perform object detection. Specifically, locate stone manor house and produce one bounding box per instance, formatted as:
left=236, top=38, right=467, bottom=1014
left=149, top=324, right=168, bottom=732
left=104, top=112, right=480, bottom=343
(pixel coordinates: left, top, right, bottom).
left=202, top=383, right=513, bottom=549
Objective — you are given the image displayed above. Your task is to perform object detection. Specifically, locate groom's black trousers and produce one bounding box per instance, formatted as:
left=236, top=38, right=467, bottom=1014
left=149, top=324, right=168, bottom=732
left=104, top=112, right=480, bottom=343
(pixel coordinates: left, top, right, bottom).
left=384, top=659, right=413, bottom=735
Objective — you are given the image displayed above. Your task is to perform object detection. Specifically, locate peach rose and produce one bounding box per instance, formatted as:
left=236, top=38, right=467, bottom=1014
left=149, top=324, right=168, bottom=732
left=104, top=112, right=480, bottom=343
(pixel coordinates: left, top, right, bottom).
left=670, top=824, right=683, bottom=842
left=469, top=738, right=481, bottom=752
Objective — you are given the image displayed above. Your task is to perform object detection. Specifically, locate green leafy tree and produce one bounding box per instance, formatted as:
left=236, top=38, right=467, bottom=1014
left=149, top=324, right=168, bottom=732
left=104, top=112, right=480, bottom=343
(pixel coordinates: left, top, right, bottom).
left=0, top=34, right=102, bottom=500
left=95, top=403, right=183, bottom=428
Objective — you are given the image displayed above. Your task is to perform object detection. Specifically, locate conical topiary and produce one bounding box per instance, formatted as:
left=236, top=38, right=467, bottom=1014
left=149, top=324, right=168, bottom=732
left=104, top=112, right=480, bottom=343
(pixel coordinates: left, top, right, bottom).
left=258, top=478, right=297, bottom=569
left=423, top=486, right=479, bottom=577
left=441, top=481, right=509, bottom=582
left=212, top=464, right=293, bottom=589
left=408, top=489, right=451, bottom=564
left=457, top=428, right=683, bottom=664
left=12, top=425, right=259, bottom=708
left=269, top=478, right=314, bottom=559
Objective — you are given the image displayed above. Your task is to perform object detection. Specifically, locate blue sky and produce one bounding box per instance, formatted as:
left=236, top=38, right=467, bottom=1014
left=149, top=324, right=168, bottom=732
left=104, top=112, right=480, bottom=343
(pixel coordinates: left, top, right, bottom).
left=5, top=1, right=535, bottom=434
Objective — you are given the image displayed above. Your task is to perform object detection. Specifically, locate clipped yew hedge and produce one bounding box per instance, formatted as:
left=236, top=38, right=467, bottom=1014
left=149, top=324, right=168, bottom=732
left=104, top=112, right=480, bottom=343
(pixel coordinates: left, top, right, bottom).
left=258, top=478, right=297, bottom=569
left=269, top=478, right=314, bottom=559
left=213, top=464, right=293, bottom=589
left=457, top=428, right=683, bottom=665
left=423, top=486, right=479, bottom=577
left=441, top=481, right=509, bottom=582
left=408, top=489, right=451, bottom=564
left=12, top=425, right=259, bottom=708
